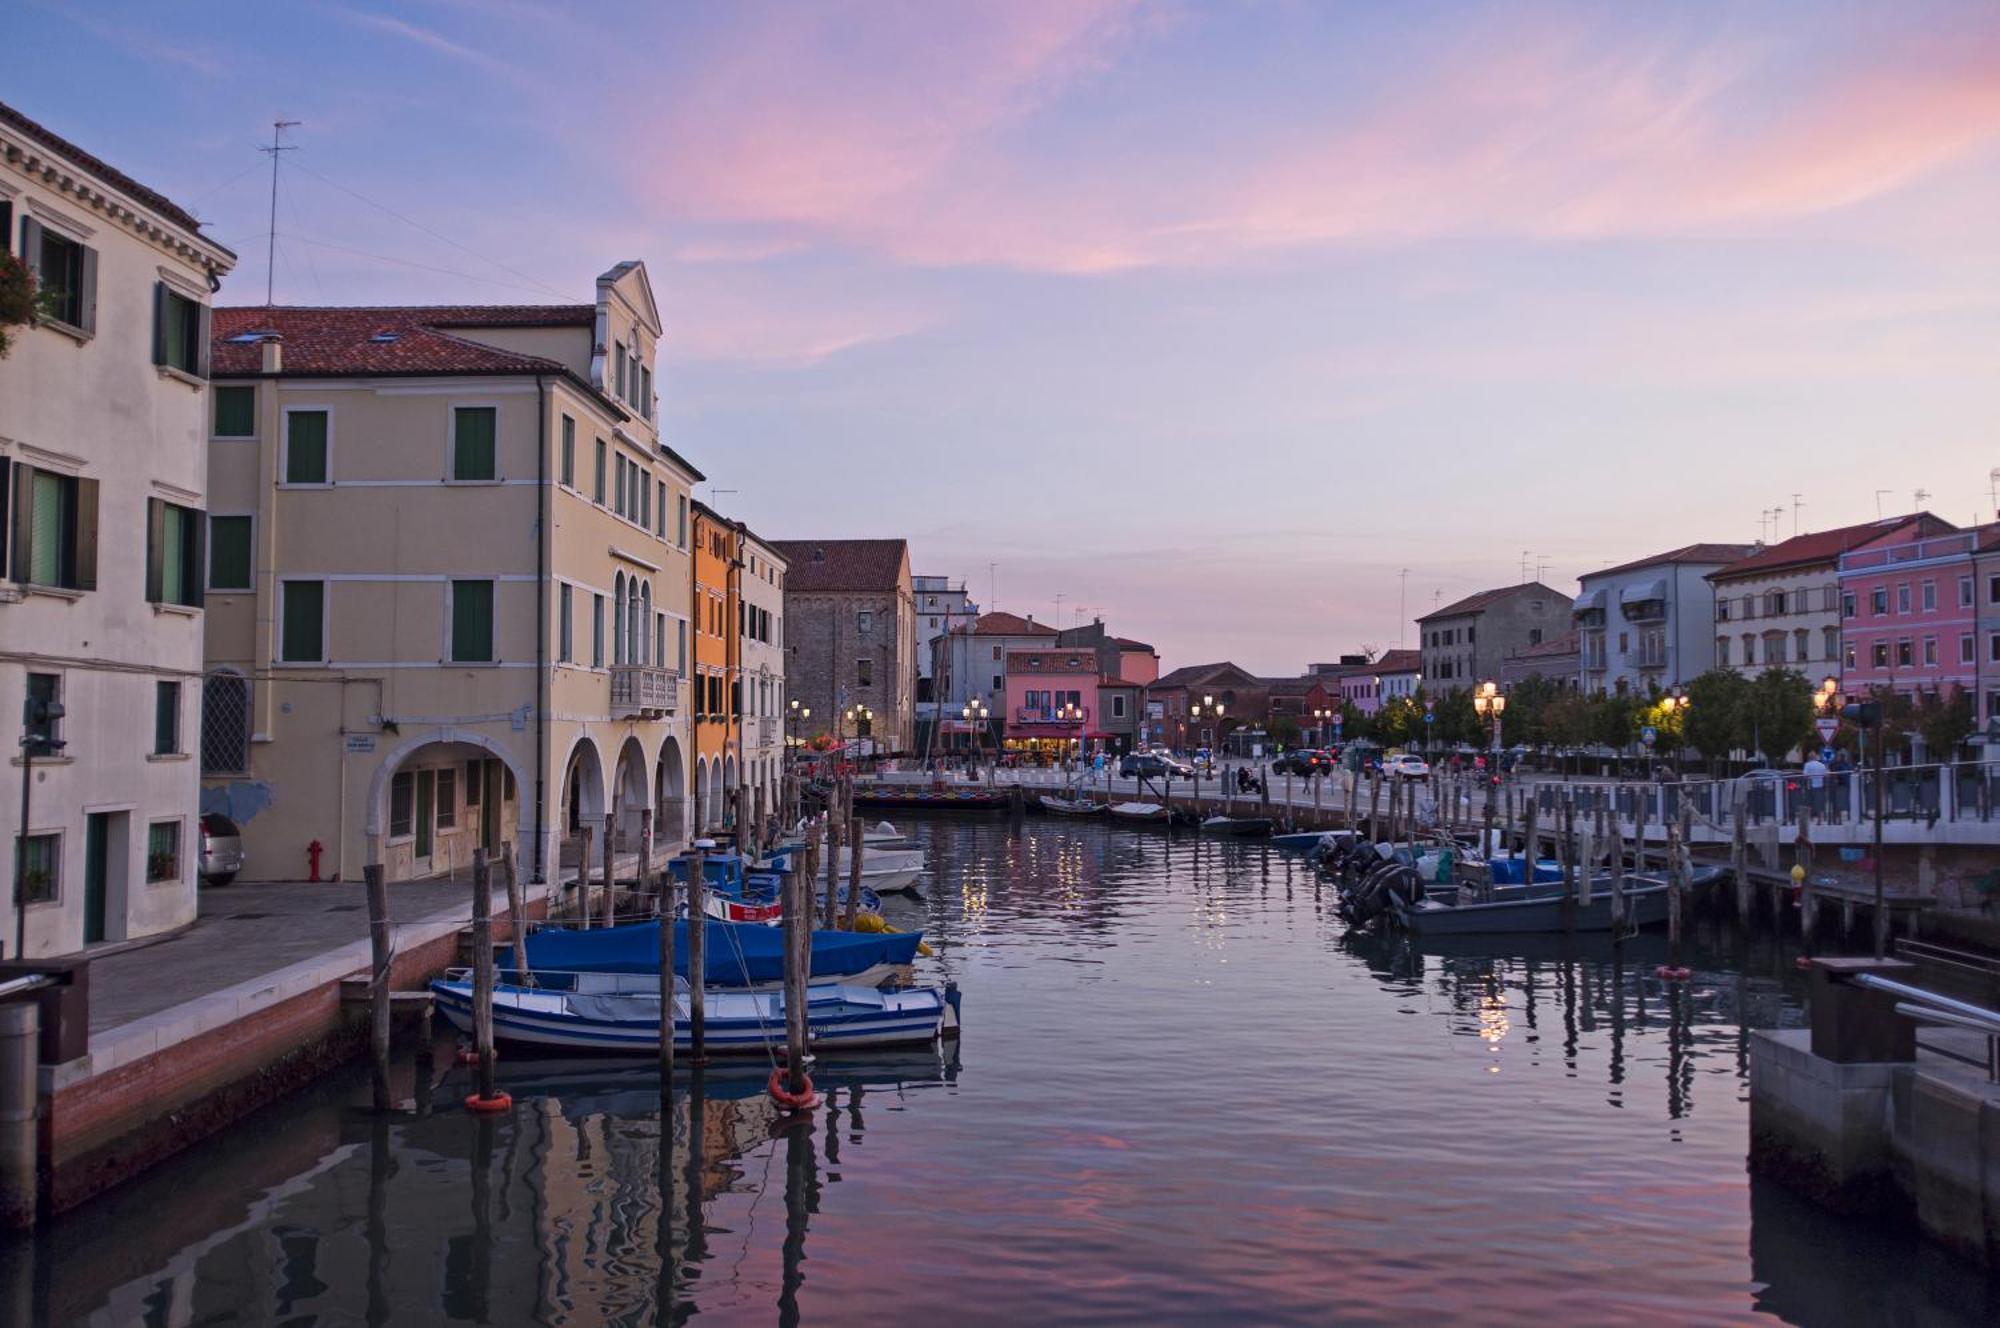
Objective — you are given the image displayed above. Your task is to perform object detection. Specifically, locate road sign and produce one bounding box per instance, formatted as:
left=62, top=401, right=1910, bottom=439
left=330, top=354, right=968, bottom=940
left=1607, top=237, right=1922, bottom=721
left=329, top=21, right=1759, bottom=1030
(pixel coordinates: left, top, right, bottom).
left=1640, top=725, right=1657, bottom=747
left=1423, top=712, right=1434, bottom=725
left=1821, top=746, right=1837, bottom=763
left=1815, top=717, right=1839, bottom=743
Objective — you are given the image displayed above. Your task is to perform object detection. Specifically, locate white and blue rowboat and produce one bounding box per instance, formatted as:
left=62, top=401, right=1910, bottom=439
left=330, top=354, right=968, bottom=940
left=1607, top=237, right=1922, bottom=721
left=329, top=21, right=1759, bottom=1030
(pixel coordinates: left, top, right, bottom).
left=432, top=971, right=961, bottom=1055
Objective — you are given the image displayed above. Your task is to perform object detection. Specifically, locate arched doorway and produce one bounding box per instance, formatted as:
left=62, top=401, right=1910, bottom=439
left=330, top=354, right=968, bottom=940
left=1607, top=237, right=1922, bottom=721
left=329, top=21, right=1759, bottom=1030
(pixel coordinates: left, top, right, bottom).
left=560, top=737, right=607, bottom=874
left=366, top=733, right=528, bottom=883
left=723, top=753, right=739, bottom=827
left=611, top=735, right=649, bottom=861
left=655, top=736, right=687, bottom=846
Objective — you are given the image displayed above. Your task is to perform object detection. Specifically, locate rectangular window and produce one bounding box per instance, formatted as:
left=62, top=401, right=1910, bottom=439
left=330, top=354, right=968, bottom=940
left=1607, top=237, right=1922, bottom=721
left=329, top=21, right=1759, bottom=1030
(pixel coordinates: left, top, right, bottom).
left=677, top=619, right=687, bottom=674
left=15, top=832, right=58, bottom=905
left=279, top=579, right=325, bottom=662
left=1991, top=633, right=2000, bottom=664
left=593, top=439, right=607, bottom=503
left=25, top=673, right=59, bottom=746
left=613, top=454, right=626, bottom=517
left=592, top=593, right=605, bottom=667
left=208, top=514, right=252, bottom=591
left=1921, top=581, right=1936, bottom=612
left=676, top=494, right=688, bottom=548
left=1896, top=639, right=1913, bottom=667
left=1823, top=627, right=1839, bottom=662
left=13, top=466, right=99, bottom=591
left=559, top=415, right=576, bottom=486
left=153, top=282, right=206, bottom=375
left=452, top=406, right=497, bottom=481
left=285, top=410, right=329, bottom=484
left=655, top=611, right=665, bottom=668
left=213, top=385, right=256, bottom=437
left=858, top=610, right=873, bottom=635
left=1112, top=694, right=1127, bottom=718
left=857, top=658, right=873, bottom=687
left=654, top=481, right=666, bottom=537
left=435, top=767, right=457, bottom=829
left=1962, top=634, right=1976, bottom=665
left=1716, top=637, right=1730, bottom=666
left=640, top=471, right=652, bottom=529
left=1844, top=642, right=1856, bottom=669
left=146, top=498, right=203, bottom=607
left=1896, top=585, right=1910, bottom=614
left=1842, top=591, right=1856, bottom=619
left=146, top=820, right=180, bottom=884
left=640, top=365, right=653, bottom=418
left=614, top=340, right=627, bottom=399
left=1964, top=576, right=1977, bottom=607
left=23, top=220, right=94, bottom=334
left=465, top=760, right=483, bottom=808
left=558, top=583, right=573, bottom=663
left=450, top=579, right=494, bottom=663
left=154, top=680, right=180, bottom=755
left=1923, top=637, right=1938, bottom=666
left=1990, top=575, right=2000, bottom=606
left=1871, top=588, right=1887, bottom=616
left=390, top=771, right=414, bottom=838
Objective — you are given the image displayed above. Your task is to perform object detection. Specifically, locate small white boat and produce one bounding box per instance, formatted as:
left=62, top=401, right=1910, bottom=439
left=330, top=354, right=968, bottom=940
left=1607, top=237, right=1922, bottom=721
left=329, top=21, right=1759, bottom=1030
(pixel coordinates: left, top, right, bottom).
left=1108, top=801, right=1172, bottom=824
left=432, top=971, right=960, bottom=1054
left=1039, top=795, right=1106, bottom=817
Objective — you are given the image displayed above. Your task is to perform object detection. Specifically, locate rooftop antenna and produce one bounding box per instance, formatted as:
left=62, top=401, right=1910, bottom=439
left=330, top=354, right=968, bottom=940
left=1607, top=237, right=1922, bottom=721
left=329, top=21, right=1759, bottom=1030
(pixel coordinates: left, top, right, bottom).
left=1519, top=551, right=1530, bottom=584
left=989, top=562, right=996, bottom=611
left=1536, top=554, right=1550, bottom=582
left=1791, top=493, right=1804, bottom=538
left=1398, top=568, right=1410, bottom=648
left=1913, top=487, right=1929, bottom=512
left=260, top=119, right=301, bottom=307
left=1875, top=489, right=1891, bottom=519
left=1989, top=468, right=2000, bottom=521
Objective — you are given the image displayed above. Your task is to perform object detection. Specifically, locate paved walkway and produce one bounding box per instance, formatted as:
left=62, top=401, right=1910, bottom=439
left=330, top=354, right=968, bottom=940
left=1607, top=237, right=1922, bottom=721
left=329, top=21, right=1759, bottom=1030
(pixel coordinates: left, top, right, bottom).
left=86, top=878, right=499, bottom=1034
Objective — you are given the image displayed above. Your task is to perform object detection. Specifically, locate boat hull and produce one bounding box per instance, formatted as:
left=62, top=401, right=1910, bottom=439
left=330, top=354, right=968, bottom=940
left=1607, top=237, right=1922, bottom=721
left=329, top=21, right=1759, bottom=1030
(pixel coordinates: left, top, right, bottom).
left=1202, top=817, right=1273, bottom=838
left=1395, top=881, right=1673, bottom=935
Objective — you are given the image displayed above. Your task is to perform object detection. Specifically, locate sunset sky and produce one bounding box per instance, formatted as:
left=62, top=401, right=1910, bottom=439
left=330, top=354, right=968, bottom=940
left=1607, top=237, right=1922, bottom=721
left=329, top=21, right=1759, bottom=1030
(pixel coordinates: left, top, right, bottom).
left=8, top=1, right=1998, bottom=671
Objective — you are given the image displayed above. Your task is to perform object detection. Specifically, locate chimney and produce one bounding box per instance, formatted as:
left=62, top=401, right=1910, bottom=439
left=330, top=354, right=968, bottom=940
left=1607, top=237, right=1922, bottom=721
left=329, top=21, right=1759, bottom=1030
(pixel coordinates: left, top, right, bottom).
left=260, top=333, right=284, bottom=374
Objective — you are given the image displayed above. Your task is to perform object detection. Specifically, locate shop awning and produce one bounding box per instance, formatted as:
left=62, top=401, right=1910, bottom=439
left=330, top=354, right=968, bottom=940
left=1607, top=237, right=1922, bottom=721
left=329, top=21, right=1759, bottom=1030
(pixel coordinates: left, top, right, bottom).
left=1572, top=587, right=1607, bottom=615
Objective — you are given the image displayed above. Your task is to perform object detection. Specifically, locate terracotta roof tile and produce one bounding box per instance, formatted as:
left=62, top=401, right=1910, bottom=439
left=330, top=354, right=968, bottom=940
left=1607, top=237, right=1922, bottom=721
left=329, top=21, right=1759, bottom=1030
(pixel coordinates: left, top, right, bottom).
left=212, top=304, right=592, bottom=377
left=1417, top=581, right=1568, bottom=622
left=770, top=539, right=909, bottom=593
left=1583, top=542, right=1760, bottom=583
left=1373, top=648, right=1422, bottom=673
left=969, top=611, right=1057, bottom=637
left=1710, top=516, right=1956, bottom=580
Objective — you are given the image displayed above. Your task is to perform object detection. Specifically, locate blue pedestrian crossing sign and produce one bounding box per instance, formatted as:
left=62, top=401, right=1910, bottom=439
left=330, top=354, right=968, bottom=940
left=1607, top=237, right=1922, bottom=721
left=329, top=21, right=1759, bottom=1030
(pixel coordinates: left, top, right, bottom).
left=1640, top=725, right=1657, bottom=746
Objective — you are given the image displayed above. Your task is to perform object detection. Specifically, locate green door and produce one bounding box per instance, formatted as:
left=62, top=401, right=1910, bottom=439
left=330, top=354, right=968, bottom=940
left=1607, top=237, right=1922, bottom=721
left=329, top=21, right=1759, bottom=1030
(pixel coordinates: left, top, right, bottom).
left=415, top=769, right=435, bottom=865
left=83, top=813, right=109, bottom=944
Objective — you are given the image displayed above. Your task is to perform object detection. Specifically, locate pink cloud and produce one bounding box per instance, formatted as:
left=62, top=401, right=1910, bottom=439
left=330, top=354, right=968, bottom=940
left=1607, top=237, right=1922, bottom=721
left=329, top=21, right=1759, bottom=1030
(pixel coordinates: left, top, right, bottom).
left=634, top=7, right=2000, bottom=272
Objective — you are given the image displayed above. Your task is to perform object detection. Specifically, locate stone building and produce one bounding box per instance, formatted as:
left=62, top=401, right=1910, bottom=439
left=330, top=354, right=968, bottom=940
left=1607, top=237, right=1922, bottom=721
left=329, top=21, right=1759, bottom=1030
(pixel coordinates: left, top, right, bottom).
left=1417, top=582, right=1571, bottom=693
left=774, top=539, right=916, bottom=751
left=2, top=102, right=236, bottom=954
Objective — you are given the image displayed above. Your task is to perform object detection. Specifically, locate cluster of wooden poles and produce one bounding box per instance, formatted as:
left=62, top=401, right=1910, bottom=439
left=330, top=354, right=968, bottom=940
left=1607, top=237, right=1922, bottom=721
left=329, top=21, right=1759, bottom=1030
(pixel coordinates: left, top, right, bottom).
left=360, top=777, right=878, bottom=1114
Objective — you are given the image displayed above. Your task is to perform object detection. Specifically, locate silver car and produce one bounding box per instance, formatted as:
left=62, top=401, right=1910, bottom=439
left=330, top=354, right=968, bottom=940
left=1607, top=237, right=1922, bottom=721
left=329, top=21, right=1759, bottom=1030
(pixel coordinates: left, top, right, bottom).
left=199, top=812, right=245, bottom=886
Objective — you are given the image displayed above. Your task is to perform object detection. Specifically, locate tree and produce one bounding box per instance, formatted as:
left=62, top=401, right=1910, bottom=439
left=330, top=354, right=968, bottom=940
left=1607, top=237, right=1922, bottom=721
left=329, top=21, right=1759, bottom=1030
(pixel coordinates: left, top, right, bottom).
left=1504, top=674, right=1569, bottom=747
left=1740, top=668, right=1816, bottom=763
left=1432, top=687, right=1481, bottom=747
left=1682, top=669, right=1749, bottom=765
left=1587, top=692, right=1639, bottom=751
left=1267, top=713, right=1301, bottom=747
left=0, top=255, right=34, bottom=360
left=1914, top=685, right=1975, bottom=762
left=1376, top=695, right=1423, bottom=748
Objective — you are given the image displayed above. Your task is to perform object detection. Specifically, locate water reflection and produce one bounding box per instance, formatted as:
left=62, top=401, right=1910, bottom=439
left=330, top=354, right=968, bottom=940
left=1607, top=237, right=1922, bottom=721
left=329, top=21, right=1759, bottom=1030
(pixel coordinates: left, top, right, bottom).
left=10, top=820, right=1998, bottom=1326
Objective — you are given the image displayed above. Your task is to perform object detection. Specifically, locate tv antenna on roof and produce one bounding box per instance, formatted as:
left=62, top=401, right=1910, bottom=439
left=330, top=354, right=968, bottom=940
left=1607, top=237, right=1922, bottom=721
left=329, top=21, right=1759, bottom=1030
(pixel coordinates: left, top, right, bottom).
left=1914, top=487, right=1930, bottom=512
left=1874, top=489, right=1891, bottom=519
left=260, top=119, right=301, bottom=307
left=1791, top=493, right=1804, bottom=538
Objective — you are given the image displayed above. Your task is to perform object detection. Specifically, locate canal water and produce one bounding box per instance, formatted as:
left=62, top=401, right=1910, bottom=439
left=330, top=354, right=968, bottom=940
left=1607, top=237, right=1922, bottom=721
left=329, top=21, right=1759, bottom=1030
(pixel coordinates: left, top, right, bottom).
left=14, top=816, right=1997, bottom=1325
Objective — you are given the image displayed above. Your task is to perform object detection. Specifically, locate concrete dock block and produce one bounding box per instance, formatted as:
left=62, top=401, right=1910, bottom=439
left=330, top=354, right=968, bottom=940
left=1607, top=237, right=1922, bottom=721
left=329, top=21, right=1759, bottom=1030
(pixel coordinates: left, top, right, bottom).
left=1749, top=1029, right=1903, bottom=1216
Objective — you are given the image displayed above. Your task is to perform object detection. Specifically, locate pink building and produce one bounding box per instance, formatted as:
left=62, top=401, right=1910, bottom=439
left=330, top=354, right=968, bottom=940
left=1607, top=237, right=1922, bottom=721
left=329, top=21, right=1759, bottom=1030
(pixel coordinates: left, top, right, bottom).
left=1003, top=649, right=1109, bottom=756
left=1837, top=523, right=1977, bottom=702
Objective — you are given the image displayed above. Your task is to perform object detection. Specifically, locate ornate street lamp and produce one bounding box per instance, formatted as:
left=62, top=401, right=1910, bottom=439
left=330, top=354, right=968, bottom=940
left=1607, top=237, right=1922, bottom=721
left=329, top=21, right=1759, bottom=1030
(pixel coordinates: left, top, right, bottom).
left=1190, top=694, right=1225, bottom=767
left=1472, top=681, right=1507, bottom=843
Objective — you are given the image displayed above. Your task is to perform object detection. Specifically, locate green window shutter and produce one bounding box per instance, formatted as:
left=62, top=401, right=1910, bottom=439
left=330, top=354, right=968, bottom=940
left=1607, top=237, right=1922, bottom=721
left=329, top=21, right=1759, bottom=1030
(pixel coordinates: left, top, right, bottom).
left=560, top=415, right=575, bottom=485
left=29, top=470, right=61, bottom=585
left=209, top=515, right=252, bottom=590
left=78, top=244, right=97, bottom=336
left=452, top=579, right=494, bottom=662
left=145, top=498, right=165, bottom=602
left=152, top=282, right=167, bottom=366
left=593, top=440, right=606, bottom=503
left=453, top=407, right=496, bottom=480
left=282, top=580, right=324, bottom=661
left=154, top=681, right=178, bottom=754
left=71, top=477, right=97, bottom=590
left=286, top=411, right=328, bottom=484
left=213, top=386, right=255, bottom=436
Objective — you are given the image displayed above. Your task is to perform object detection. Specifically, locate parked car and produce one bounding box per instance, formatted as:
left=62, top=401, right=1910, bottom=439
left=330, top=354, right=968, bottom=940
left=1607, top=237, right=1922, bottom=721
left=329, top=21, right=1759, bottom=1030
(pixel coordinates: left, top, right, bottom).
left=1121, top=752, right=1194, bottom=779
left=199, top=812, right=245, bottom=886
left=1383, top=753, right=1431, bottom=780
left=1272, top=749, right=1334, bottom=776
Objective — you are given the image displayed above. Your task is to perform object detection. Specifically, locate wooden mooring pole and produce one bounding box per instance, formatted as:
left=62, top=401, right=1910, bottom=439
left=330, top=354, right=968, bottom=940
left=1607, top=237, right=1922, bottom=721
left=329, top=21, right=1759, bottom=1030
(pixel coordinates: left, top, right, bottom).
left=578, top=826, right=594, bottom=927
left=364, top=863, right=393, bottom=1111
left=659, top=861, right=675, bottom=1080
left=1609, top=814, right=1627, bottom=939
left=1559, top=793, right=1576, bottom=933
left=601, top=818, right=617, bottom=929
left=844, top=814, right=864, bottom=929
left=470, top=849, right=498, bottom=1106
left=782, top=845, right=811, bottom=1101
left=823, top=795, right=841, bottom=928
left=503, top=842, right=528, bottom=985
left=688, top=846, right=707, bottom=1064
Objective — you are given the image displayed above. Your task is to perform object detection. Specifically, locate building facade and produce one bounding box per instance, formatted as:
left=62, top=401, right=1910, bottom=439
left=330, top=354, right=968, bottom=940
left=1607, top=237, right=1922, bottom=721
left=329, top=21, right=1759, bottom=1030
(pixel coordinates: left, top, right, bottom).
left=1003, top=649, right=1105, bottom=757
left=202, top=263, right=701, bottom=886
left=931, top=610, right=1057, bottom=746
left=737, top=529, right=786, bottom=822
left=1573, top=545, right=1754, bottom=695
left=1417, top=582, right=1571, bottom=693
left=1708, top=517, right=1952, bottom=682
left=1838, top=524, right=1979, bottom=711
left=774, top=539, right=917, bottom=752
left=2, top=103, right=236, bottom=955
left=1498, top=631, right=1580, bottom=689
left=1373, top=648, right=1423, bottom=702
left=690, top=501, right=735, bottom=832
left=1143, top=662, right=1263, bottom=751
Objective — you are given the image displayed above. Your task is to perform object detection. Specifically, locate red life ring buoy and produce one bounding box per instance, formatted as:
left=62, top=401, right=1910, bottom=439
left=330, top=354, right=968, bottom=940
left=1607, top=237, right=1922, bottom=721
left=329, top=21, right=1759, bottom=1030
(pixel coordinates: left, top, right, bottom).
left=465, top=1091, right=513, bottom=1113
left=1654, top=965, right=1692, bottom=982
left=766, top=1066, right=820, bottom=1111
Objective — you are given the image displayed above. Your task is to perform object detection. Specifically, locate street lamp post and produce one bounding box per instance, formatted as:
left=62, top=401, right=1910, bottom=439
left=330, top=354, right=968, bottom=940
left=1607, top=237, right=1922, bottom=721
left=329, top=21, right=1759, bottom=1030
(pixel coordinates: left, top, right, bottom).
left=1831, top=684, right=1887, bottom=956
left=1311, top=707, right=1331, bottom=748
left=1057, top=701, right=1084, bottom=773
left=1472, top=682, right=1507, bottom=851
left=961, top=698, right=989, bottom=780
left=1190, top=694, right=1225, bottom=768
left=1657, top=687, right=1690, bottom=773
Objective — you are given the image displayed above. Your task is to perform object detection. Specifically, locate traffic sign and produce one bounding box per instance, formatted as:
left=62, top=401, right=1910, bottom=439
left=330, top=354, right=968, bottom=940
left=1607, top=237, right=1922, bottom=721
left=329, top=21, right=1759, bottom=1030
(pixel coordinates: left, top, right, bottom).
left=1640, top=725, right=1657, bottom=746
left=1821, top=746, right=1836, bottom=763
left=1423, top=712, right=1435, bottom=725
left=1815, top=717, right=1839, bottom=743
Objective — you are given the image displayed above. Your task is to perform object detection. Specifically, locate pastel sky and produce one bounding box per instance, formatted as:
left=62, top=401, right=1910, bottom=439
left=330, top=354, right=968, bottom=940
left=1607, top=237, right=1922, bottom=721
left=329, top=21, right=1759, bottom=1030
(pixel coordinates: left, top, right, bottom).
left=8, top=1, right=1998, bottom=672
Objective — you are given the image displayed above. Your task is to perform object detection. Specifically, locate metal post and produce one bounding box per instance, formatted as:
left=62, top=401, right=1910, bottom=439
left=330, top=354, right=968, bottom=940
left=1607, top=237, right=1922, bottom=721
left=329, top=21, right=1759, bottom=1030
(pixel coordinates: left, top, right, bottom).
left=0, top=1000, right=38, bottom=1230
left=12, top=742, right=29, bottom=962
left=364, top=863, right=393, bottom=1111
left=1872, top=721, right=1887, bottom=958
left=578, top=825, right=594, bottom=929
left=503, top=841, right=528, bottom=985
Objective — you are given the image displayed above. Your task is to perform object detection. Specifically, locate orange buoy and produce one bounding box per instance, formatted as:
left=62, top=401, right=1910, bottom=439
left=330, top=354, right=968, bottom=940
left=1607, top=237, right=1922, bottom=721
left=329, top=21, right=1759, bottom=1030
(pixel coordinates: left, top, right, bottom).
left=766, top=1066, right=821, bottom=1111
left=465, top=1091, right=513, bottom=1113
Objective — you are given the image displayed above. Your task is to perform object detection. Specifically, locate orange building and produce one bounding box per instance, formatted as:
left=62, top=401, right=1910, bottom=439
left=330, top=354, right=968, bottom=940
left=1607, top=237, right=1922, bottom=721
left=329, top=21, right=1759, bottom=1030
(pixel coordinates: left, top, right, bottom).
left=690, top=501, right=741, bottom=830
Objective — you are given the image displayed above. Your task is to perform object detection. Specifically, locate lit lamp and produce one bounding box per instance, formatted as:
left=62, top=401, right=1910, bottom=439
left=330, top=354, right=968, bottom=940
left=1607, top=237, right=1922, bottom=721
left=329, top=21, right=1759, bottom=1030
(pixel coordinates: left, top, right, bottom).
left=1311, top=706, right=1331, bottom=747
left=1472, top=682, right=1506, bottom=824
left=1190, top=694, right=1225, bottom=765
left=1058, top=700, right=1084, bottom=763
left=962, top=697, right=988, bottom=766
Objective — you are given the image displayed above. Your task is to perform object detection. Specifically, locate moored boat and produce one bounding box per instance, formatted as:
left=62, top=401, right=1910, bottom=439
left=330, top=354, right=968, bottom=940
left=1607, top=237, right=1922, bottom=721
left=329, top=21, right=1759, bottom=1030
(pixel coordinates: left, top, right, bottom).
left=1107, top=801, right=1172, bottom=824
left=1038, top=795, right=1106, bottom=816
left=503, top=916, right=923, bottom=987
left=1201, top=816, right=1273, bottom=838
left=432, top=973, right=960, bottom=1054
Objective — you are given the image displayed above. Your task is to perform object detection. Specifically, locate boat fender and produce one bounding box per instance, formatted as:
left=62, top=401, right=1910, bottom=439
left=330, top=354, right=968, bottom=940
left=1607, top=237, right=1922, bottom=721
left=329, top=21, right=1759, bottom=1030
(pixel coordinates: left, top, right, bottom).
left=465, top=1091, right=513, bottom=1114
left=767, top=1066, right=822, bottom=1112
left=1654, top=965, right=1692, bottom=982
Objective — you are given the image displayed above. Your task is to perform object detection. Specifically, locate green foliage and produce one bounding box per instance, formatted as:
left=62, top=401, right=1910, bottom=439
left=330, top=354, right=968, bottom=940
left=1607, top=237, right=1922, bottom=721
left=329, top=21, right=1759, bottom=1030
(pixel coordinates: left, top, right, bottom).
left=1376, top=695, right=1424, bottom=748
left=1741, top=668, right=1817, bottom=762
left=1500, top=674, right=1568, bottom=746
left=1682, top=669, right=1749, bottom=762
left=1914, top=684, right=1976, bottom=760
left=0, top=255, right=35, bottom=360
left=1267, top=713, right=1301, bottom=747
left=1587, top=692, right=1639, bottom=750
left=1431, top=688, right=1481, bottom=746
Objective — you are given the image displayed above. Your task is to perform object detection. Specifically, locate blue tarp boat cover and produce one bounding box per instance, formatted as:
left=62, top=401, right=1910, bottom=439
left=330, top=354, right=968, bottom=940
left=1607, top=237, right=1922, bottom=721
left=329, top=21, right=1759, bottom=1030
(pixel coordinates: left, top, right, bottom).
left=506, top=918, right=923, bottom=986
left=1488, top=858, right=1565, bottom=885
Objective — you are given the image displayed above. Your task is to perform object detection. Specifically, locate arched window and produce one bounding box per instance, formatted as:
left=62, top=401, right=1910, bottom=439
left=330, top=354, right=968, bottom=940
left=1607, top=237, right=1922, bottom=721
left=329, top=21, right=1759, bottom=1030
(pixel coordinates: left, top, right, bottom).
left=613, top=572, right=627, bottom=666
left=627, top=578, right=642, bottom=665
left=639, top=582, right=653, bottom=665
left=200, top=669, right=251, bottom=774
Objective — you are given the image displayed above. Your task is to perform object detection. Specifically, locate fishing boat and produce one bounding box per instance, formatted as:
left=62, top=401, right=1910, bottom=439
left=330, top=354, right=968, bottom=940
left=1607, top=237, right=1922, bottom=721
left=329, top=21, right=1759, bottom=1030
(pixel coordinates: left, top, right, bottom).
left=1385, top=866, right=1727, bottom=936
left=502, top=916, right=923, bottom=988
left=672, top=851, right=886, bottom=920
left=1201, top=815, right=1273, bottom=838
left=1270, top=829, right=1335, bottom=853
left=432, top=972, right=960, bottom=1054
left=1038, top=795, right=1106, bottom=817
left=1107, top=801, right=1172, bottom=824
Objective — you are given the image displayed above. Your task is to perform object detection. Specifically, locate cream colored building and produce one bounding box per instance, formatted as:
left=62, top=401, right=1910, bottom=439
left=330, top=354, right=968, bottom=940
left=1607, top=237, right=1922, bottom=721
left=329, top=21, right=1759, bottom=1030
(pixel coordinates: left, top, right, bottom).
left=202, top=262, right=702, bottom=885
left=737, top=527, right=786, bottom=822
left=2, top=102, right=236, bottom=955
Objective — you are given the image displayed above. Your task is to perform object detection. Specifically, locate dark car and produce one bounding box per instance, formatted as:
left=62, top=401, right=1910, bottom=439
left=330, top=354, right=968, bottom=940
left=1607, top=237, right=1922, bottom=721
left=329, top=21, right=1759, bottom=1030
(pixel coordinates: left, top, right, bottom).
left=1271, top=749, right=1334, bottom=776
left=1121, top=753, right=1193, bottom=779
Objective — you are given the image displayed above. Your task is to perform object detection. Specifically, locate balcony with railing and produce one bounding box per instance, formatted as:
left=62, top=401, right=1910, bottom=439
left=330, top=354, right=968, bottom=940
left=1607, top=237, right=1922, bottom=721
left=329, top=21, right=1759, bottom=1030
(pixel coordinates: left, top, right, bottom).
left=1623, top=645, right=1668, bottom=670
left=1014, top=705, right=1091, bottom=723
left=611, top=665, right=676, bottom=718
left=754, top=715, right=778, bottom=747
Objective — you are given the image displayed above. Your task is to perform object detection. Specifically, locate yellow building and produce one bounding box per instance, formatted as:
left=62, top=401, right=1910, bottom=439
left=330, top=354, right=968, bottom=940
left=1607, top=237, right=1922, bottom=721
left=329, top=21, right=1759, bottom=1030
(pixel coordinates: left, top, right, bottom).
left=203, top=262, right=702, bottom=884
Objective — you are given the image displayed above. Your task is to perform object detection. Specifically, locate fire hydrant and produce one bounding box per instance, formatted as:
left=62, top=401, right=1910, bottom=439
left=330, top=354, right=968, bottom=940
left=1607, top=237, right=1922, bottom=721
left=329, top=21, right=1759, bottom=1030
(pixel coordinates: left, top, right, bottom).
left=307, top=839, right=325, bottom=883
